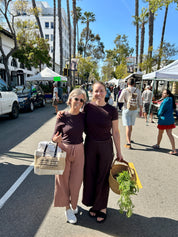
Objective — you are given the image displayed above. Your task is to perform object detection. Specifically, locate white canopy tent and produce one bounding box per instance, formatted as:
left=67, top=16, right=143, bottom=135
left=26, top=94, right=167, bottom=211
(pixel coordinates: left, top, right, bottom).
left=107, top=78, right=118, bottom=85
left=142, top=60, right=178, bottom=81
left=26, top=67, right=67, bottom=82
left=142, top=60, right=178, bottom=124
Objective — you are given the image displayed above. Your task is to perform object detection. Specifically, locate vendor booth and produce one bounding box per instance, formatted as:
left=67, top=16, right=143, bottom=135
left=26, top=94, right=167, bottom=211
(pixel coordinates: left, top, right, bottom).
left=26, top=67, right=67, bottom=82
left=142, top=60, right=178, bottom=122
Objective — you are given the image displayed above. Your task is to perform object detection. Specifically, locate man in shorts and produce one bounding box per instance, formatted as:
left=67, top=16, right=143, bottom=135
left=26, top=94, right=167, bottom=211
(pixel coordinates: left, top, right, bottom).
left=142, top=85, right=154, bottom=123
left=118, top=78, right=142, bottom=149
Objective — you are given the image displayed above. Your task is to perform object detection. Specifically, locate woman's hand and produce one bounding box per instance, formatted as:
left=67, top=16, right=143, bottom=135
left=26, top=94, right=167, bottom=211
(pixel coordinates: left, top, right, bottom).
left=57, top=110, right=65, bottom=119
left=52, top=131, right=62, bottom=144
left=116, top=152, right=124, bottom=162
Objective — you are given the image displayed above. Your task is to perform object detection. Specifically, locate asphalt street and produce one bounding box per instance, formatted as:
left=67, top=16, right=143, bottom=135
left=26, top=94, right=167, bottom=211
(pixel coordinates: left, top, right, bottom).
left=0, top=100, right=178, bottom=237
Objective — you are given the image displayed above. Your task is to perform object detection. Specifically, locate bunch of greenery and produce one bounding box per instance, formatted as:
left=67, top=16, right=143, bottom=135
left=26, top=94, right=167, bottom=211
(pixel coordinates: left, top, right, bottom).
left=116, top=170, right=139, bottom=218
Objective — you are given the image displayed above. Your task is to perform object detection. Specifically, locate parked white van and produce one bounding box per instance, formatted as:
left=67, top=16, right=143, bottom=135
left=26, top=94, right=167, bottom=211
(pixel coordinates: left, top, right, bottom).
left=0, top=78, right=19, bottom=119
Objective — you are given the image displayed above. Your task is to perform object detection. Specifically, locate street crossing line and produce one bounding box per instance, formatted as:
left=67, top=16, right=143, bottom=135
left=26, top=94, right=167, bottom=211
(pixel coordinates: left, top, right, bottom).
left=173, top=133, right=178, bottom=139
left=0, top=162, right=34, bottom=209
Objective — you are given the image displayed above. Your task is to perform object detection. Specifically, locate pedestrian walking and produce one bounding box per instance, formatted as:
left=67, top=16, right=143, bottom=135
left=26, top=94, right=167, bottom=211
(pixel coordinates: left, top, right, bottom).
left=142, top=85, right=154, bottom=123
left=52, top=82, right=59, bottom=114
left=117, top=86, right=124, bottom=111
left=118, top=77, right=142, bottom=149
left=113, top=85, right=119, bottom=101
left=152, top=89, right=177, bottom=155
left=52, top=88, right=87, bottom=224
left=82, top=81, right=123, bottom=223
left=105, top=84, right=111, bottom=103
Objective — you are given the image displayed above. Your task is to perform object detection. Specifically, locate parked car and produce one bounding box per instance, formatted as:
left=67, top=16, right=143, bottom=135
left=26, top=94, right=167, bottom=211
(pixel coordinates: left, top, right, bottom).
left=0, top=78, right=19, bottom=119
left=15, top=84, right=46, bottom=112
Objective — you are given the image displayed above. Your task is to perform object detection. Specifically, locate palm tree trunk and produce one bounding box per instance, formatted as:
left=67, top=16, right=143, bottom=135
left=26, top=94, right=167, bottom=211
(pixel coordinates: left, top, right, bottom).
left=140, top=22, right=145, bottom=71
left=157, top=5, right=168, bottom=70
left=135, top=0, right=139, bottom=67
left=31, top=0, right=44, bottom=38
left=84, top=21, right=89, bottom=58
left=66, top=0, right=72, bottom=86
left=53, top=0, right=56, bottom=71
left=58, top=0, right=63, bottom=75
left=72, top=0, right=76, bottom=58
left=148, top=6, right=154, bottom=72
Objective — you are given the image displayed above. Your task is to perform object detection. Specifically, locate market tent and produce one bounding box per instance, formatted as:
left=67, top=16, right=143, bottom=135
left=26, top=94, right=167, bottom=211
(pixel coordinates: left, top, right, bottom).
left=124, top=71, right=143, bottom=82
left=142, top=60, right=178, bottom=81
left=107, top=78, right=118, bottom=85
left=26, top=67, right=67, bottom=82
left=142, top=60, right=178, bottom=125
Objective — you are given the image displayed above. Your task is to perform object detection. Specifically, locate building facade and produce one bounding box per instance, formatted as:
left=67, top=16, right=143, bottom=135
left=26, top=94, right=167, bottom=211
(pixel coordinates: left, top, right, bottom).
left=10, top=1, right=73, bottom=72
left=0, top=29, right=37, bottom=86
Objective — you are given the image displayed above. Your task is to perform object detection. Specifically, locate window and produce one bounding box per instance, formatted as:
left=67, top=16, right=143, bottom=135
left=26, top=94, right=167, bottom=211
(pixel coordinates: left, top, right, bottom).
left=27, top=65, right=31, bottom=71
left=51, top=22, right=54, bottom=29
left=51, top=46, right=53, bottom=53
left=11, top=58, right=17, bottom=67
left=51, top=34, right=53, bottom=41
left=0, top=56, right=4, bottom=64
left=20, top=63, right=25, bottom=69
left=45, top=22, right=49, bottom=28
left=45, top=34, right=49, bottom=40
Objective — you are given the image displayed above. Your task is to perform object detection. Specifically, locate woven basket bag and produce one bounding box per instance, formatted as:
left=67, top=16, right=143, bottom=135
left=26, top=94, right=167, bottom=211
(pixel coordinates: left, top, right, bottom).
left=109, top=159, right=136, bottom=195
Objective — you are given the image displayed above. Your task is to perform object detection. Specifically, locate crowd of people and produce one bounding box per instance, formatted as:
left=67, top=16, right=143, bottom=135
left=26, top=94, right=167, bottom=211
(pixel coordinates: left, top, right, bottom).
left=51, top=78, right=177, bottom=224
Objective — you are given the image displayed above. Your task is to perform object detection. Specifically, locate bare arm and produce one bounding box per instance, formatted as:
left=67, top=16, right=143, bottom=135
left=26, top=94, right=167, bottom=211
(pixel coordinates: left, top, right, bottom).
left=112, top=120, right=124, bottom=161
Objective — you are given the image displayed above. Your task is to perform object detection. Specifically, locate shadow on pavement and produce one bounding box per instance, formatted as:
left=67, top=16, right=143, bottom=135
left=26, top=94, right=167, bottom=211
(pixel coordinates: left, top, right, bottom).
left=1, top=151, right=33, bottom=162
left=0, top=103, right=67, bottom=154
left=0, top=165, right=54, bottom=237
left=129, top=142, right=178, bottom=156
left=76, top=207, right=178, bottom=237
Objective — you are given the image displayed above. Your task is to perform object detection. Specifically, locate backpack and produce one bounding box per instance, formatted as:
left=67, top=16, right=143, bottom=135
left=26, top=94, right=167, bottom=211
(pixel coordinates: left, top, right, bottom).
left=127, top=88, right=138, bottom=111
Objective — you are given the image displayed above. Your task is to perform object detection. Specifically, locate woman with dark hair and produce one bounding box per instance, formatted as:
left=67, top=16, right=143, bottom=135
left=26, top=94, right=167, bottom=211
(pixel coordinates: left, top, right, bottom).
left=82, top=81, right=123, bottom=222
left=153, top=89, right=177, bottom=155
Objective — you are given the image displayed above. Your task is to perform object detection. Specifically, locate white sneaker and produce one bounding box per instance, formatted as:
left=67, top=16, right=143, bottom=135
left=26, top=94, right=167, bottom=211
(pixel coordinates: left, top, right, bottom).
left=70, top=204, right=79, bottom=214
left=65, top=209, right=77, bottom=224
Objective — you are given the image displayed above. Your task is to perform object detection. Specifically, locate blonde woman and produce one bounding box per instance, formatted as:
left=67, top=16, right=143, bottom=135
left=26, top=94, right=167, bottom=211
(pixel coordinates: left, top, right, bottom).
left=52, top=88, right=87, bottom=224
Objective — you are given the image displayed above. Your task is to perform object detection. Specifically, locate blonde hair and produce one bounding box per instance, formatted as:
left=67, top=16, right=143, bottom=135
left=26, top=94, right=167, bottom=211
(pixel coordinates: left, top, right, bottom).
left=66, top=88, right=87, bottom=105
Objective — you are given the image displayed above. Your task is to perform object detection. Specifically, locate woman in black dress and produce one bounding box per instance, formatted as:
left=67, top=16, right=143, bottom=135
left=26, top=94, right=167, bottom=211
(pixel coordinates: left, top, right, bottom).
left=82, top=82, right=123, bottom=222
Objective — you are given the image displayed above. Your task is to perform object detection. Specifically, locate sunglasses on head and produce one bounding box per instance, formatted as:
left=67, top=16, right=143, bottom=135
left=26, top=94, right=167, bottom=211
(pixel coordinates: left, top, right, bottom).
left=74, top=97, right=84, bottom=103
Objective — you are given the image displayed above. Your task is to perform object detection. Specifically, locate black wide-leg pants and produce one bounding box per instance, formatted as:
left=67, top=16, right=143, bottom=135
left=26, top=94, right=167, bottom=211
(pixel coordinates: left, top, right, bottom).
left=82, top=137, right=114, bottom=211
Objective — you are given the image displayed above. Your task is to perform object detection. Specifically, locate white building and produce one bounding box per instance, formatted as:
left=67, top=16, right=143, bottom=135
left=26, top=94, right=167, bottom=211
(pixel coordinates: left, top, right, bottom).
left=0, top=29, right=37, bottom=86
left=10, top=1, right=73, bottom=73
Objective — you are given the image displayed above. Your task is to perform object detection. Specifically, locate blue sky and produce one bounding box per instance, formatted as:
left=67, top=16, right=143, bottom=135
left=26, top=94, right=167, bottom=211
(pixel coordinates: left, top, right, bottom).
left=47, top=0, right=178, bottom=59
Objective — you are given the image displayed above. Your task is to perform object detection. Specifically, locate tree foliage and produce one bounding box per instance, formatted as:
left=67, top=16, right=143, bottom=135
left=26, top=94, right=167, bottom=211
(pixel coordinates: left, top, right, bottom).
left=12, top=20, right=51, bottom=70
left=106, top=34, right=134, bottom=66
left=77, top=56, right=98, bottom=82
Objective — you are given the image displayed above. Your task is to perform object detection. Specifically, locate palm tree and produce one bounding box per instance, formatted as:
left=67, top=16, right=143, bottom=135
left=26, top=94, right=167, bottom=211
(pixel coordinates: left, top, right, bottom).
left=31, top=0, right=44, bottom=38
left=66, top=0, right=72, bottom=86
left=135, top=0, right=139, bottom=68
left=58, top=0, right=63, bottom=75
left=157, top=4, right=169, bottom=70
left=72, top=0, right=76, bottom=58
left=148, top=3, right=154, bottom=72
left=76, top=7, right=82, bottom=54
left=53, top=0, right=56, bottom=71
left=139, top=7, right=149, bottom=71
left=81, top=11, right=96, bottom=58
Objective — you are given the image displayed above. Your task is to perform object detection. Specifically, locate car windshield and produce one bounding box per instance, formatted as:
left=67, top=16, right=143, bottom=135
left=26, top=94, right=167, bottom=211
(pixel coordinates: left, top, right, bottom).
left=15, top=86, right=30, bottom=95
left=0, top=79, right=8, bottom=91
